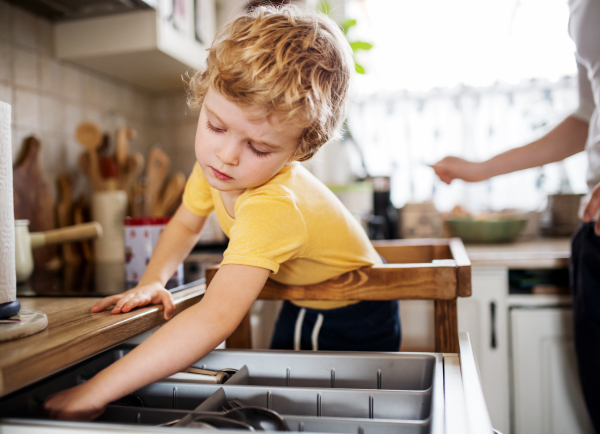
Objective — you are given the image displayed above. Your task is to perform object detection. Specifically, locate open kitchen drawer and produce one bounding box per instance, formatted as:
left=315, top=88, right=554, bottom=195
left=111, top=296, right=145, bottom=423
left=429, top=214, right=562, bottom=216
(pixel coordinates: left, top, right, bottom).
left=0, top=240, right=486, bottom=433
left=207, top=238, right=471, bottom=353
left=0, top=334, right=492, bottom=434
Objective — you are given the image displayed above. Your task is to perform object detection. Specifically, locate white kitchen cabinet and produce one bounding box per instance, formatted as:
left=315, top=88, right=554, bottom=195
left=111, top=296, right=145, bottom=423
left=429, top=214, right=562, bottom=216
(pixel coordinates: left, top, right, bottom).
left=54, top=0, right=216, bottom=91
left=511, top=307, right=594, bottom=434
left=458, top=266, right=594, bottom=434
left=458, top=266, right=510, bottom=434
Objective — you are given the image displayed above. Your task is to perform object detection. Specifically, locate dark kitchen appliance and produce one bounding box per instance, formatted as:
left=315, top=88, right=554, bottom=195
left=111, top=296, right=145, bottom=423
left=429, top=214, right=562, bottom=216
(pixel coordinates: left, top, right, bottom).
left=369, top=176, right=399, bottom=240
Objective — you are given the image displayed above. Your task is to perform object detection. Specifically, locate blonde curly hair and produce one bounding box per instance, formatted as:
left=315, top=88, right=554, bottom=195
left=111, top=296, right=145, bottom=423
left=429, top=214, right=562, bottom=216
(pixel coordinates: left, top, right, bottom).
left=187, top=4, right=354, bottom=161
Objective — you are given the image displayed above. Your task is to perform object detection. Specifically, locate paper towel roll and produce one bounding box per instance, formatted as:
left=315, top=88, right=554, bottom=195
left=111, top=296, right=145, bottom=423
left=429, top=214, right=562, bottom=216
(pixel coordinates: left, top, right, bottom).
left=0, top=102, right=16, bottom=304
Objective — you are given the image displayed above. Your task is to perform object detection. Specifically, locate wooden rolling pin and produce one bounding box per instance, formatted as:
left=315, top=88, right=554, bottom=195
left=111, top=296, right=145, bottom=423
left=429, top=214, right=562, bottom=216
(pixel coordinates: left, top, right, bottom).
left=29, top=222, right=103, bottom=249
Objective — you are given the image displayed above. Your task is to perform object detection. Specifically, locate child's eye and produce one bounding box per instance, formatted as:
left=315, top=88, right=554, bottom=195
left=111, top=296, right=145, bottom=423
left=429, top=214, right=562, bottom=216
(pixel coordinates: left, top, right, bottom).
left=206, top=121, right=224, bottom=133
left=249, top=143, right=270, bottom=158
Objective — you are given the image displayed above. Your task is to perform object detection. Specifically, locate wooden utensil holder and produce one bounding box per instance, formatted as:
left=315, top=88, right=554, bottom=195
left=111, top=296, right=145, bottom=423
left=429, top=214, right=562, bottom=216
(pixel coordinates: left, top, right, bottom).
left=206, top=238, right=471, bottom=353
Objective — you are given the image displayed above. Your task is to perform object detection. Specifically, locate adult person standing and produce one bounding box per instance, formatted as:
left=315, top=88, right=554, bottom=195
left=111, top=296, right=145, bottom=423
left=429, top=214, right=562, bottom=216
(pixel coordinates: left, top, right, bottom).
left=431, top=0, right=600, bottom=430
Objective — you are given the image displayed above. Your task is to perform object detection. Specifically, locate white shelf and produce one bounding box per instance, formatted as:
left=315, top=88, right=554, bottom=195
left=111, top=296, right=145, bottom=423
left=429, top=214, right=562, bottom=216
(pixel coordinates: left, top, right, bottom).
left=507, top=294, right=572, bottom=307
left=54, top=0, right=215, bottom=91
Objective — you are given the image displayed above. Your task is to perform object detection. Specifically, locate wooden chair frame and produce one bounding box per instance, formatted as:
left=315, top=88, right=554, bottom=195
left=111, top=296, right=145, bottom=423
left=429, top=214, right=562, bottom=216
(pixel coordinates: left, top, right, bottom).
left=206, top=238, right=471, bottom=353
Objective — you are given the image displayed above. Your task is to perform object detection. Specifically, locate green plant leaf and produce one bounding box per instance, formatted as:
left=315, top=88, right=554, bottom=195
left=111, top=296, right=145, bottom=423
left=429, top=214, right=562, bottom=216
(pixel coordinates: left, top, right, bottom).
left=315, top=1, right=369, bottom=75
left=349, top=41, right=373, bottom=52
left=317, top=0, right=332, bottom=16
left=341, top=19, right=356, bottom=35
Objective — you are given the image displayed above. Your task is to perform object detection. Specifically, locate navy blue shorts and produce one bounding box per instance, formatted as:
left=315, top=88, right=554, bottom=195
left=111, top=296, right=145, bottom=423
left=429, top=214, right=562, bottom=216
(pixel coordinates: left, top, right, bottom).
left=270, top=300, right=401, bottom=352
left=570, top=222, right=600, bottom=432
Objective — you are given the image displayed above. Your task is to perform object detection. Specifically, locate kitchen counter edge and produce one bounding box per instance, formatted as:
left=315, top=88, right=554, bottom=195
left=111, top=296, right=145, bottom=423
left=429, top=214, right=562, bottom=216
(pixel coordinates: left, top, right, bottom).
left=465, top=237, right=571, bottom=268
left=0, top=283, right=206, bottom=398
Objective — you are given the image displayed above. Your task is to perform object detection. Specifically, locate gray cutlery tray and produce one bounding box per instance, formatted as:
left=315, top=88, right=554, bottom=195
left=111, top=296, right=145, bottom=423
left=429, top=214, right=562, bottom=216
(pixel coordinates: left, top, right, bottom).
left=135, top=382, right=430, bottom=420
left=0, top=345, right=442, bottom=433
left=196, top=350, right=436, bottom=391
left=97, top=406, right=431, bottom=434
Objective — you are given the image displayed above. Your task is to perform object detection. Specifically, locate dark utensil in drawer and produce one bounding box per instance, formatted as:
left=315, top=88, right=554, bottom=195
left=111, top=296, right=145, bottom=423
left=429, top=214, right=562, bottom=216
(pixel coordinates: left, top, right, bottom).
left=224, top=407, right=289, bottom=431
left=189, top=415, right=253, bottom=430
left=165, top=367, right=233, bottom=384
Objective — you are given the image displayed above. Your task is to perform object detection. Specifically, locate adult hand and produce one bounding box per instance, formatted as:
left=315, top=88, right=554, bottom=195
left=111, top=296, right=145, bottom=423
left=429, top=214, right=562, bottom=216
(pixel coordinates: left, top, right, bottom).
left=43, top=383, right=106, bottom=421
left=430, top=157, right=487, bottom=184
left=91, top=281, right=175, bottom=320
left=582, top=182, right=600, bottom=235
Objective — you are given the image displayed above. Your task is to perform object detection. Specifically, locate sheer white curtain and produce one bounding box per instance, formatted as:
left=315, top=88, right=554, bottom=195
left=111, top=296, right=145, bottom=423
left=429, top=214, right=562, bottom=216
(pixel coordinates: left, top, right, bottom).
left=348, top=79, right=585, bottom=212
left=345, top=0, right=585, bottom=212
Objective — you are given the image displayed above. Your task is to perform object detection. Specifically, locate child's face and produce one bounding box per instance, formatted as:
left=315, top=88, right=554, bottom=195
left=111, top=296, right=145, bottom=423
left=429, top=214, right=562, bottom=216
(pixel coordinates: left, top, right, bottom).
left=195, top=87, right=304, bottom=194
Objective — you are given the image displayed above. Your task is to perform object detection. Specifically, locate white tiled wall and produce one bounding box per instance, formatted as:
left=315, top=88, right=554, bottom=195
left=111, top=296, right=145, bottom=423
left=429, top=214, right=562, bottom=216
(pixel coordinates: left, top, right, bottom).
left=0, top=0, right=198, bottom=201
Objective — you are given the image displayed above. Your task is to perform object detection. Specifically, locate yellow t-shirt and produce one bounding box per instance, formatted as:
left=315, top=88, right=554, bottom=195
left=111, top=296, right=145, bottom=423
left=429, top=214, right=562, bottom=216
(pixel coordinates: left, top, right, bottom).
left=182, top=162, right=382, bottom=309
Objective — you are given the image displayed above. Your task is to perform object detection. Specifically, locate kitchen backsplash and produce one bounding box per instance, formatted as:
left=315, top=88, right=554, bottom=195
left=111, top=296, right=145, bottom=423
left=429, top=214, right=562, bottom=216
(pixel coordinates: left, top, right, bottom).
left=0, top=0, right=199, bottom=200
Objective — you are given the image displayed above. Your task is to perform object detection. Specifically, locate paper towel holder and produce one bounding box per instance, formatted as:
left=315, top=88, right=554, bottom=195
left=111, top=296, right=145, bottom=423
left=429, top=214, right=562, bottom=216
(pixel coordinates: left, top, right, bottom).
left=0, top=300, right=21, bottom=319
left=0, top=100, right=18, bottom=321
left=0, top=101, right=48, bottom=343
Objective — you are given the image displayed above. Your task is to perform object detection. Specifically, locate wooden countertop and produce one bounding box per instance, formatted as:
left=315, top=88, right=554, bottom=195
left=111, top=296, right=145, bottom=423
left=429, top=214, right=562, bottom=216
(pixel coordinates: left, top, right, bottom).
left=465, top=237, right=571, bottom=269
left=0, top=283, right=205, bottom=399
left=0, top=238, right=570, bottom=397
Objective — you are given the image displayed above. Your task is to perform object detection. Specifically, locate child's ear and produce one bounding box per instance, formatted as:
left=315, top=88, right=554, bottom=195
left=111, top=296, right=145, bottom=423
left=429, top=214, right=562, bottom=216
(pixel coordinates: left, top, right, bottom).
left=287, top=146, right=302, bottom=164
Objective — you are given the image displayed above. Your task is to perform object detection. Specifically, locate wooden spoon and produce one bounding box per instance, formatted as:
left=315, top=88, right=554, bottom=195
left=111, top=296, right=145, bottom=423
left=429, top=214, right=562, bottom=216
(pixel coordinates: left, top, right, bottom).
left=153, top=172, right=186, bottom=216
left=146, top=146, right=171, bottom=214
left=119, top=152, right=145, bottom=214
left=73, top=196, right=94, bottom=262
left=76, top=122, right=104, bottom=191
left=123, top=152, right=144, bottom=190
left=56, top=175, right=81, bottom=265
left=116, top=127, right=137, bottom=171
left=132, top=180, right=149, bottom=217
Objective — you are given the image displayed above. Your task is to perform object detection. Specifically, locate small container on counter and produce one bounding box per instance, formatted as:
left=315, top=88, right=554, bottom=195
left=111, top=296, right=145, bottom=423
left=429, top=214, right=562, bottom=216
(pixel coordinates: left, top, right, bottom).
left=124, top=217, right=183, bottom=287
left=92, top=190, right=128, bottom=262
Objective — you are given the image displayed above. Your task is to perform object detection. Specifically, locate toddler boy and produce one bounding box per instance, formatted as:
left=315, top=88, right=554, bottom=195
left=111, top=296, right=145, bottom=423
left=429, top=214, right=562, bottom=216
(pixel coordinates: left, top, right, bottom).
left=44, top=5, right=400, bottom=420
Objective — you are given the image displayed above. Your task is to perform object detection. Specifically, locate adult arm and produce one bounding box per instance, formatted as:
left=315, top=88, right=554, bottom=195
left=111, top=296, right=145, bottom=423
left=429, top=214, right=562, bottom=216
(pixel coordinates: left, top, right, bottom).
left=44, top=264, right=270, bottom=420
left=431, top=115, right=589, bottom=184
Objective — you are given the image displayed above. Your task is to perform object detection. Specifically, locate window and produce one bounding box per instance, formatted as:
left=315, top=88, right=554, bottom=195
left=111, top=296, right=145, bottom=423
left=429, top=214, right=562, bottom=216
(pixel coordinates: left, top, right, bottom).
left=344, top=0, right=584, bottom=212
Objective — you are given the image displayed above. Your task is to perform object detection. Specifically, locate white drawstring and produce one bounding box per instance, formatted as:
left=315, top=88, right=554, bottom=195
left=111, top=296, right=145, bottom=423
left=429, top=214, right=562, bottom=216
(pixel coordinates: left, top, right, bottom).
left=294, top=309, right=325, bottom=351
left=311, top=314, right=324, bottom=351
left=293, top=308, right=306, bottom=351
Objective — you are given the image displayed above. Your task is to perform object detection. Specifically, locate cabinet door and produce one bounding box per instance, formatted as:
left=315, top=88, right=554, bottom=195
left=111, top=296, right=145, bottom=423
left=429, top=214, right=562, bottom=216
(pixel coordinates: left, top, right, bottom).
left=511, top=307, right=594, bottom=434
left=458, top=267, right=510, bottom=434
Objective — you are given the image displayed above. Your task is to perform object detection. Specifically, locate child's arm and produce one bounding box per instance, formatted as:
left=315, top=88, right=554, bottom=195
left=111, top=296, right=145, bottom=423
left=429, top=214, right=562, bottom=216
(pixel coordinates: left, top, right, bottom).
left=44, top=263, right=270, bottom=421
left=91, top=204, right=207, bottom=320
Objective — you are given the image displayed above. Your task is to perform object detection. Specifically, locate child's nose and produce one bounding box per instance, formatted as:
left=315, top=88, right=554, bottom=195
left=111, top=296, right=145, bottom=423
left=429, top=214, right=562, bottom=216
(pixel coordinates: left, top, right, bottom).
left=216, top=139, right=240, bottom=166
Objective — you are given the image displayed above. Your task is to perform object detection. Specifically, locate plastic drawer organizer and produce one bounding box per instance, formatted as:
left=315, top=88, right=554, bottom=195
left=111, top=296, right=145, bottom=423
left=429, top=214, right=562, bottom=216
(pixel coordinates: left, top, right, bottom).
left=0, top=334, right=492, bottom=434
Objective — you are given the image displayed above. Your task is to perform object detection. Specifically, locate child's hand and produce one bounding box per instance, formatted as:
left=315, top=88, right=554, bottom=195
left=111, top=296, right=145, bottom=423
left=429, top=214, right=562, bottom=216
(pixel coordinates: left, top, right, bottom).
left=43, top=384, right=106, bottom=421
left=91, top=282, right=175, bottom=320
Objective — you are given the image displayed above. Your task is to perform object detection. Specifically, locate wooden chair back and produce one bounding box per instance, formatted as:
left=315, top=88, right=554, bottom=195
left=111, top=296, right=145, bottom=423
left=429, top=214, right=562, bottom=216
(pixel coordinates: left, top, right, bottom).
left=205, top=238, right=471, bottom=353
